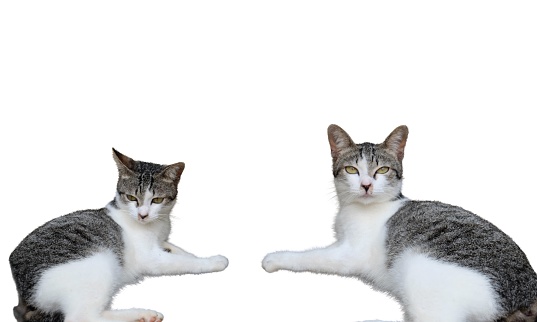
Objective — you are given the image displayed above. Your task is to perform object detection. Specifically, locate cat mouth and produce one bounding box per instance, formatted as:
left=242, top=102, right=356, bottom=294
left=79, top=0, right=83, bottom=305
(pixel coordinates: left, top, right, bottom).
left=137, top=214, right=152, bottom=223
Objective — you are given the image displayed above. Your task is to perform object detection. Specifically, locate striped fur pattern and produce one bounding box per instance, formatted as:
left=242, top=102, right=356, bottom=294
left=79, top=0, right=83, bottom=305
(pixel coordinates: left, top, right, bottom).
left=10, top=149, right=229, bottom=322
left=263, top=124, right=537, bottom=321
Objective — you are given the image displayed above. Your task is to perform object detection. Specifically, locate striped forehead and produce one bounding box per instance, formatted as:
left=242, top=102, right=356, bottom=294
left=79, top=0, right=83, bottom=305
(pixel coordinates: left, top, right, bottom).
left=339, top=143, right=379, bottom=164
left=132, top=162, right=165, bottom=194
left=357, top=143, right=378, bottom=163
left=335, top=143, right=389, bottom=171
left=136, top=171, right=154, bottom=194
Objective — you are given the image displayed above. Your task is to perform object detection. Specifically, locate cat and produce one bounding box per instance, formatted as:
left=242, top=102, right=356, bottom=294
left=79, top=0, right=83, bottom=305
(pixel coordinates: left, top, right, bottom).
left=10, top=149, right=229, bottom=322
left=262, top=124, right=537, bottom=322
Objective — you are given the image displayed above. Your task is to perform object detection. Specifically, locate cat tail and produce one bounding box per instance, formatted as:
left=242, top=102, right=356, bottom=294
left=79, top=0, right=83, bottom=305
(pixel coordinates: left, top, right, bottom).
left=504, top=299, right=537, bottom=322
left=14, top=296, right=63, bottom=322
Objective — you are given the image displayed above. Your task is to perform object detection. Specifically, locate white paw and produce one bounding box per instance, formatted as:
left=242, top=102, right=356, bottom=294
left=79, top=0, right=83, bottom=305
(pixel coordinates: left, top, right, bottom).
left=136, top=310, right=164, bottom=322
left=262, top=252, right=281, bottom=273
left=209, top=255, right=229, bottom=272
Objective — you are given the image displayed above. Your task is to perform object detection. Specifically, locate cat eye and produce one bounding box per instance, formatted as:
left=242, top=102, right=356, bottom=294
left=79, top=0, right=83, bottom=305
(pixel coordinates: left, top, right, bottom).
left=126, top=194, right=137, bottom=202
left=376, top=167, right=390, bottom=174
left=345, top=166, right=359, bottom=174
left=152, top=197, right=164, bottom=204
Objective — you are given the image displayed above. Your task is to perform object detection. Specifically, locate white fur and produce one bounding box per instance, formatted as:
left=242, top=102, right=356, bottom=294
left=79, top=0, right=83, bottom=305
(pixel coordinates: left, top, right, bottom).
left=33, top=251, right=121, bottom=317
left=31, top=191, right=228, bottom=322
left=107, top=204, right=228, bottom=281
left=32, top=251, right=165, bottom=322
left=262, top=199, right=403, bottom=287
left=262, top=158, right=501, bottom=321
left=391, top=250, right=500, bottom=322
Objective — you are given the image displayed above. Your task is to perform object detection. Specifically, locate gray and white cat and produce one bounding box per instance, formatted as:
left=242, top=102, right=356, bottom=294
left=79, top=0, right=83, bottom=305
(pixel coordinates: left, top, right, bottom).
left=10, top=149, right=229, bottom=322
left=262, top=124, right=537, bottom=322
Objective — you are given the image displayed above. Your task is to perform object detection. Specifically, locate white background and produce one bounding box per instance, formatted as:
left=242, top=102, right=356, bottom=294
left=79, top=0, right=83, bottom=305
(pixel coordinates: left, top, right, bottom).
left=1, top=1, right=536, bottom=321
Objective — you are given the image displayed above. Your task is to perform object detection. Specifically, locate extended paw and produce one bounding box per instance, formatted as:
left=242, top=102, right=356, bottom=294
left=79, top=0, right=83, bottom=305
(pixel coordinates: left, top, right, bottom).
left=262, top=253, right=281, bottom=273
left=136, top=310, right=164, bottom=322
left=208, top=255, right=229, bottom=272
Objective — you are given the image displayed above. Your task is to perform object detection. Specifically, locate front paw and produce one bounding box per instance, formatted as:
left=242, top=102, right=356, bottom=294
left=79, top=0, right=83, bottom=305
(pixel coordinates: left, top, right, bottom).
left=208, top=255, right=229, bottom=272
left=262, top=252, right=282, bottom=273
left=136, top=310, right=164, bottom=322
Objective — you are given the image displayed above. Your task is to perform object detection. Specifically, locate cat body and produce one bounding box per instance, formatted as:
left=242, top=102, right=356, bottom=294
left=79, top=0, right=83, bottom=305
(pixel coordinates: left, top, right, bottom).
left=10, top=149, right=229, bottom=322
left=262, top=125, right=537, bottom=322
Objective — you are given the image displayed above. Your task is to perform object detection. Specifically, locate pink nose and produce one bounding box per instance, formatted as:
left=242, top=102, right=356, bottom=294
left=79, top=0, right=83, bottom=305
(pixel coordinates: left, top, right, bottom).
left=362, top=184, right=372, bottom=193
left=138, top=208, right=149, bottom=220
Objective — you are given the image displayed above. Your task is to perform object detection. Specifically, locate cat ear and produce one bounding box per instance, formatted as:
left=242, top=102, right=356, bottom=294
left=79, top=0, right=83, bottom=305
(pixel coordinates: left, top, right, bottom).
left=382, top=125, right=409, bottom=162
left=112, top=148, right=136, bottom=175
left=158, top=162, right=185, bottom=185
left=327, top=124, right=356, bottom=161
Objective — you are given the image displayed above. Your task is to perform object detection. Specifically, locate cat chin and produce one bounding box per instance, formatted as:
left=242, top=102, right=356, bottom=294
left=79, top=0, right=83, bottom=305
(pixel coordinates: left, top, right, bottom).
left=356, top=198, right=376, bottom=205
left=349, top=195, right=394, bottom=206
left=355, top=197, right=383, bottom=206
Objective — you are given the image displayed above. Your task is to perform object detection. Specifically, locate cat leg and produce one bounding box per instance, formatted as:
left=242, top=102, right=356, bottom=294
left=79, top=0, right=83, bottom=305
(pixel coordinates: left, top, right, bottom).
left=161, top=241, right=196, bottom=257
left=32, top=251, right=163, bottom=322
left=13, top=295, right=33, bottom=322
left=395, top=250, right=500, bottom=322
left=141, top=249, right=229, bottom=276
left=505, top=299, right=537, bottom=322
left=102, top=309, right=163, bottom=322
left=34, top=251, right=121, bottom=322
left=262, top=242, right=355, bottom=275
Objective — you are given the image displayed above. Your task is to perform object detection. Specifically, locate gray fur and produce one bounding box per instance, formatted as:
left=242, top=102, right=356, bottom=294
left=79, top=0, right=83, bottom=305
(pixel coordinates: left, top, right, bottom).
left=9, top=149, right=184, bottom=322
left=10, top=209, right=123, bottom=302
left=330, top=124, right=537, bottom=320
left=112, top=148, right=184, bottom=205
left=386, top=200, right=537, bottom=316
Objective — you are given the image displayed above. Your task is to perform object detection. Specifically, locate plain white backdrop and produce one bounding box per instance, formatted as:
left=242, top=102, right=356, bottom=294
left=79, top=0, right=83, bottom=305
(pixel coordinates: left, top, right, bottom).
left=1, top=1, right=536, bottom=321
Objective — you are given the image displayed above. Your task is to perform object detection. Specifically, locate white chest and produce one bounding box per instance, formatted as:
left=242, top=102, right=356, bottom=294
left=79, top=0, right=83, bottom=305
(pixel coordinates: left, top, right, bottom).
left=106, top=207, right=171, bottom=280
left=334, top=199, right=405, bottom=289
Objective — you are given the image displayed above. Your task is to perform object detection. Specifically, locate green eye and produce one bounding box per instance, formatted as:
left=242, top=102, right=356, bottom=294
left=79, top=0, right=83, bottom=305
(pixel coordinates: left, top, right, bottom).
left=152, top=197, right=164, bottom=204
left=345, top=166, right=358, bottom=174
left=126, top=194, right=137, bottom=202
left=376, top=166, right=390, bottom=174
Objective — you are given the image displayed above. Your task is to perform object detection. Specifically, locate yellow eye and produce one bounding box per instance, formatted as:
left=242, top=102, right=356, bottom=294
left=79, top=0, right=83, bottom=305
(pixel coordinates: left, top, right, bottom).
left=376, top=166, right=390, bottom=174
left=152, top=197, right=164, bottom=204
left=345, top=166, right=358, bottom=174
left=126, top=194, right=137, bottom=202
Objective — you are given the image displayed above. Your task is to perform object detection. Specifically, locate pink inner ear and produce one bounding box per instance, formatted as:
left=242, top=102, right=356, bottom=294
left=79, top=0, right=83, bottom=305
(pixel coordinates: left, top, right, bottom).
left=329, top=135, right=340, bottom=158
left=327, top=124, right=354, bottom=160
left=113, top=149, right=136, bottom=172
left=331, top=148, right=338, bottom=159
left=384, top=126, right=408, bottom=162
left=161, top=162, right=185, bottom=184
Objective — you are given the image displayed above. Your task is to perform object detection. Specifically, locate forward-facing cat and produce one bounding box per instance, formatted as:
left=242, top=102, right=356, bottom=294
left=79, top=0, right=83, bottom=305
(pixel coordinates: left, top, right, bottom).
left=262, top=125, right=537, bottom=322
left=10, top=149, right=229, bottom=322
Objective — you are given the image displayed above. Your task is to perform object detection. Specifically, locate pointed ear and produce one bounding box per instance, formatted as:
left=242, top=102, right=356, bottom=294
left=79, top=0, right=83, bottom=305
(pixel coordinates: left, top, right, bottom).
left=327, top=124, right=356, bottom=161
left=112, top=148, right=135, bottom=171
left=383, top=125, right=409, bottom=162
left=158, top=162, right=185, bottom=185
left=112, top=148, right=136, bottom=173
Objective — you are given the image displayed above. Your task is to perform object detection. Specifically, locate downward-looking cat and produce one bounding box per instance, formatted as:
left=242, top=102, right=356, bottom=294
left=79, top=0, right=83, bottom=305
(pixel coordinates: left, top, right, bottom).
left=10, top=149, right=229, bottom=322
left=262, top=125, right=537, bottom=322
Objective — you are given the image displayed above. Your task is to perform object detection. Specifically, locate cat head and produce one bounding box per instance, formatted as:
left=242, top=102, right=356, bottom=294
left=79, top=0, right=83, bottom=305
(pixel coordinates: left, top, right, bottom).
left=112, top=148, right=185, bottom=224
left=328, top=124, right=408, bottom=206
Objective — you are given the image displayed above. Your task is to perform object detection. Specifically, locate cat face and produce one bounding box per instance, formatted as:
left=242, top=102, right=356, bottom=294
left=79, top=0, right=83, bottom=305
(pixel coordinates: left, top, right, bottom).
left=112, top=149, right=185, bottom=224
left=327, top=125, right=408, bottom=205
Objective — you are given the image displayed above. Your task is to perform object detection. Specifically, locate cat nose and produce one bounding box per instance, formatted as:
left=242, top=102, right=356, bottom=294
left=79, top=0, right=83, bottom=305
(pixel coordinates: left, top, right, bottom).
left=362, top=184, right=372, bottom=193
left=138, top=206, right=149, bottom=220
